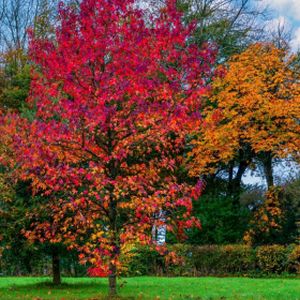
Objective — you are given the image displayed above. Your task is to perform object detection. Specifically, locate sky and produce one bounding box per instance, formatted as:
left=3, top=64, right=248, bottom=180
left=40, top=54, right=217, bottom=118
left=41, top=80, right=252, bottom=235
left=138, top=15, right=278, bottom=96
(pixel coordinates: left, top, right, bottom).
left=242, top=159, right=299, bottom=186
left=262, top=0, right=300, bottom=51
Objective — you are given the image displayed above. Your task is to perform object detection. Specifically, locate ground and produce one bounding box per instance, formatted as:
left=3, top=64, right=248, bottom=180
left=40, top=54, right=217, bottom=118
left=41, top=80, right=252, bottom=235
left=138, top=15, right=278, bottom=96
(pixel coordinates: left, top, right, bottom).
left=0, top=276, right=299, bottom=299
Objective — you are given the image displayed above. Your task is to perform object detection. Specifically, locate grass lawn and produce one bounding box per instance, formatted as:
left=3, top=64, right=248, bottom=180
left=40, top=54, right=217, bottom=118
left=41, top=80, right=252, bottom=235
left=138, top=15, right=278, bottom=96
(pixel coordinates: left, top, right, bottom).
left=0, top=276, right=299, bottom=300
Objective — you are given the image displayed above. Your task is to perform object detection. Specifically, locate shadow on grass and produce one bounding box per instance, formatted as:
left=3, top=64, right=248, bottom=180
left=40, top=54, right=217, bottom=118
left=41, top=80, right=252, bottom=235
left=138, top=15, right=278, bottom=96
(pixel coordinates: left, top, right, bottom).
left=0, top=281, right=137, bottom=300
left=5, top=281, right=102, bottom=289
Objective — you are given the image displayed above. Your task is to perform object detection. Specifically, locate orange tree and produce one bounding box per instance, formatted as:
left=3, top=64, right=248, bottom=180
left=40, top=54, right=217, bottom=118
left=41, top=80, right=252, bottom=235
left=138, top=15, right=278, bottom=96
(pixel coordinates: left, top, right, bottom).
left=11, top=0, right=216, bottom=295
left=189, top=43, right=300, bottom=192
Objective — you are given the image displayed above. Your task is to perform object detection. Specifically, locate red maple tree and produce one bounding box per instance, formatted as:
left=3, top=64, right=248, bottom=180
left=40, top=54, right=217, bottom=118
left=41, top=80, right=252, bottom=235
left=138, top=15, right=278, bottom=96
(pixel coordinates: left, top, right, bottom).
left=11, top=0, right=216, bottom=294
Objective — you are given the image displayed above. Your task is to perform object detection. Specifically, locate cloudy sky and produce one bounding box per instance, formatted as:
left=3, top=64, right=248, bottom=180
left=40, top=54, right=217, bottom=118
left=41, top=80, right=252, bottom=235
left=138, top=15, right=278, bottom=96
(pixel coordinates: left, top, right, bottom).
left=262, top=0, right=300, bottom=51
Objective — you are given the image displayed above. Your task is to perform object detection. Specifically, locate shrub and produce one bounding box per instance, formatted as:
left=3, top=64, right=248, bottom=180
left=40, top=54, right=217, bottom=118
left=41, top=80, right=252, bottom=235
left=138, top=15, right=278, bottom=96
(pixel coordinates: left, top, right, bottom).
left=218, top=245, right=255, bottom=274
left=192, top=245, right=221, bottom=275
left=256, top=245, right=288, bottom=274
left=125, top=245, right=163, bottom=276
left=287, top=244, right=300, bottom=274
left=166, top=244, right=195, bottom=276
left=192, top=245, right=255, bottom=275
left=124, top=244, right=299, bottom=277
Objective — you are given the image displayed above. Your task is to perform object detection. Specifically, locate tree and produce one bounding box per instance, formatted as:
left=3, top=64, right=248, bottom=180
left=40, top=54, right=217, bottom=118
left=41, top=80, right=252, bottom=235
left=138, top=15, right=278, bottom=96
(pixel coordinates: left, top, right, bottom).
left=178, top=0, right=267, bottom=61
left=280, top=176, right=300, bottom=243
left=0, top=48, right=30, bottom=111
left=189, top=43, right=300, bottom=192
left=187, top=191, right=250, bottom=245
left=0, top=0, right=87, bottom=282
left=0, top=114, right=38, bottom=276
left=0, top=112, right=65, bottom=284
left=0, top=0, right=62, bottom=112
left=13, top=0, right=216, bottom=295
left=0, top=0, right=61, bottom=51
left=21, top=193, right=67, bottom=285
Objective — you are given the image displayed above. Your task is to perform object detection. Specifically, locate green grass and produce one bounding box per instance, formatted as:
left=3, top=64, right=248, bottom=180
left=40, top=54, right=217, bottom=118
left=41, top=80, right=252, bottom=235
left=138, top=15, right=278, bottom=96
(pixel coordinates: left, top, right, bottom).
left=0, top=276, right=299, bottom=300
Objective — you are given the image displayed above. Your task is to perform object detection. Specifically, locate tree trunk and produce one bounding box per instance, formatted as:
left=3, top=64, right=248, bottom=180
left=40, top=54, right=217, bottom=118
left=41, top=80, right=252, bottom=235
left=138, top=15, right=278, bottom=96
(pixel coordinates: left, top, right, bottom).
left=52, top=247, right=61, bottom=285
left=107, top=131, right=119, bottom=297
left=228, top=159, right=249, bottom=207
left=262, top=152, right=274, bottom=189
left=108, top=262, right=117, bottom=297
left=108, top=188, right=118, bottom=297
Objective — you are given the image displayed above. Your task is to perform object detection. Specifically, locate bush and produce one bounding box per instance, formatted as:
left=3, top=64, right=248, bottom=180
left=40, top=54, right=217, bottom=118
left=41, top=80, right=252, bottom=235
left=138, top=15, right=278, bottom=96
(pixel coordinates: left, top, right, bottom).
left=192, top=245, right=221, bottom=275
left=165, top=244, right=195, bottom=276
left=193, top=245, right=255, bottom=275
left=256, top=245, right=288, bottom=274
left=125, top=245, right=163, bottom=276
left=124, top=244, right=299, bottom=277
left=218, top=245, right=255, bottom=274
left=287, top=244, right=300, bottom=274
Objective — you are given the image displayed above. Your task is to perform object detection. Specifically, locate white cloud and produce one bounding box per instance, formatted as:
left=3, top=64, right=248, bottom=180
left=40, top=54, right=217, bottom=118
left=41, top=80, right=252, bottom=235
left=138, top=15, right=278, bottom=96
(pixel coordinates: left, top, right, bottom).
left=266, top=15, right=291, bottom=31
left=263, top=0, right=300, bottom=21
left=261, top=1, right=300, bottom=51
left=291, top=27, right=300, bottom=51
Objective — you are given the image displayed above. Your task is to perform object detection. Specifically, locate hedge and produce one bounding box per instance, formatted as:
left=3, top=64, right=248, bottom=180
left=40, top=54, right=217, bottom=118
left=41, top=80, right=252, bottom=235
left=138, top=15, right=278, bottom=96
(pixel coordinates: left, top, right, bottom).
left=124, top=244, right=300, bottom=276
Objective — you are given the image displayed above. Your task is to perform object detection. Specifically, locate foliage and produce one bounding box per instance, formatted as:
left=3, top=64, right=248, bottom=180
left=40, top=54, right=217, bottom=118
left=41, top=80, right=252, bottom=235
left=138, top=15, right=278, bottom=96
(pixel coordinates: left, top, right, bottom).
left=281, top=176, right=300, bottom=243
left=124, top=245, right=165, bottom=276
left=0, top=114, right=75, bottom=282
left=244, top=187, right=289, bottom=246
left=0, top=49, right=30, bottom=111
left=0, top=243, right=86, bottom=277
left=189, top=43, right=300, bottom=185
left=87, top=263, right=108, bottom=278
left=0, top=178, right=75, bottom=278
left=256, top=245, right=289, bottom=274
left=178, top=0, right=266, bottom=61
left=124, top=244, right=300, bottom=277
left=0, top=115, right=31, bottom=273
left=187, top=193, right=250, bottom=245
left=0, top=171, right=15, bottom=204
left=0, top=0, right=298, bottom=289
left=240, top=181, right=299, bottom=246
left=287, top=245, right=300, bottom=274
left=193, top=244, right=255, bottom=275
left=0, top=180, right=37, bottom=275
left=10, top=0, right=216, bottom=293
